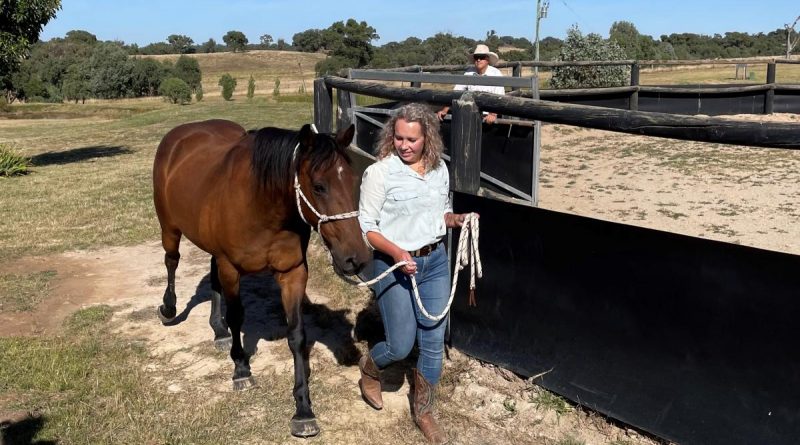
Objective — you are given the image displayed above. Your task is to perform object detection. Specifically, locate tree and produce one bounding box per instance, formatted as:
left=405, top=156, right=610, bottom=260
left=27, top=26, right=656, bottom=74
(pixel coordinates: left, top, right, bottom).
left=61, top=64, right=90, bottom=103
left=173, top=55, right=201, bottom=91
left=167, top=34, right=194, bottom=54
left=324, top=19, right=379, bottom=67
left=159, top=77, right=191, bottom=104
left=199, top=38, right=217, bottom=53
left=218, top=73, right=236, bottom=100
left=276, top=38, right=288, bottom=50
left=260, top=34, right=273, bottom=47
left=131, top=57, right=169, bottom=96
left=247, top=75, right=255, bottom=99
left=223, top=31, right=248, bottom=52
left=65, top=30, right=97, bottom=45
left=0, top=0, right=61, bottom=83
left=87, top=41, right=135, bottom=98
left=550, top=26, right=629, bottom=89
left=292, top=29, right=324, bottom=52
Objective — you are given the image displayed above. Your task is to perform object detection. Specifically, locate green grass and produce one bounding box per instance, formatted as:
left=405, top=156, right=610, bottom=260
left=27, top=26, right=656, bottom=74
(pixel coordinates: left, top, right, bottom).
left=0, top=305, right=302, bottom=444
left=0, top=270, right=57, bottom=312
left=530, top=388, right=574, bottom=416
left=0, top=98, right=313, bottom=261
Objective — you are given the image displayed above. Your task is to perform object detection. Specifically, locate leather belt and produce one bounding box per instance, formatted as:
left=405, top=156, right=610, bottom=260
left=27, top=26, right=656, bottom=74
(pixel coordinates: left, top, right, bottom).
left=408, top=240, right=441, bottom=257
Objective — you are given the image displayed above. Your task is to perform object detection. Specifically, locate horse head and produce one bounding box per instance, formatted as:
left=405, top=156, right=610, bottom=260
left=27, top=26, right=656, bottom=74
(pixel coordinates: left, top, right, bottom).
left=295, top=124, right=370, bottom=275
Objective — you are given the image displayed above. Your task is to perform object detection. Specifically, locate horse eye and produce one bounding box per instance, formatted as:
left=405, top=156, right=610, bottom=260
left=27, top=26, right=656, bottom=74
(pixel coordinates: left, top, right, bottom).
left=313, top=183, right=327, bottom=195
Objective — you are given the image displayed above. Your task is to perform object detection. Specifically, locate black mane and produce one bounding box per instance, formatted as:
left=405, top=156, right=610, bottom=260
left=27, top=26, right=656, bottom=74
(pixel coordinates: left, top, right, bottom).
left=249, top=126, right=350, bottom=194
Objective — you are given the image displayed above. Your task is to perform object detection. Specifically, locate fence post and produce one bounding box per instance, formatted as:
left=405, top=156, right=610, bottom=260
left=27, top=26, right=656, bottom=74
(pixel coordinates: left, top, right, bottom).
left=512, top=62, right=523, bottom=92
left=630, top=62, right=640, bottom=111
left=313, top=78, right=333, bottom=133
left=336, top=69, right=355, bottom=133
left=765, top=62, right=776, bottom=115
left=410, top=66, right=422, bottom=88
left=450, top=93, right=482, bottom=195
left=531, top=75, right=541, bottom=206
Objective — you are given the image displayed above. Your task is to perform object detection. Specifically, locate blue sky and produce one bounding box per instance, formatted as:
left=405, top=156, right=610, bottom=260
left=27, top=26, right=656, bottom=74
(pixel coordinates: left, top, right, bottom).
left=41, top=0, right=799, bottom=46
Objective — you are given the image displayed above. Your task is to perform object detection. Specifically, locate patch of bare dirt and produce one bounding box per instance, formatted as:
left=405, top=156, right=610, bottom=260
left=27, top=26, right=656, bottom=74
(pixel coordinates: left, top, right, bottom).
left=0, top=242, right=663, bottom=444
left=538, top=114, right=800, bottom=256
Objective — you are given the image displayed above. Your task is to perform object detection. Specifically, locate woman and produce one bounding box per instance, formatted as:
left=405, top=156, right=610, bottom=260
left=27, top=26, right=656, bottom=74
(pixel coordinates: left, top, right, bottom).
left=358, top=103, right=475, bottom=444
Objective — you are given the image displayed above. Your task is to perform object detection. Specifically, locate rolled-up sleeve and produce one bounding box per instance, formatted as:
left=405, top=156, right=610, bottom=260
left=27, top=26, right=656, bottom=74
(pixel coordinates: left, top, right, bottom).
left=442, top=164, right=453, bottom=215
left=358, top=164, right=386, bottom=234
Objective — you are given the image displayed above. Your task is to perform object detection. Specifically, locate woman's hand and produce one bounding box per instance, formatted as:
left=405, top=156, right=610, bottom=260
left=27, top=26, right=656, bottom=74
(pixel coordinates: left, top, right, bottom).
left=392, top=248, right=417, bottom=275
left=445, top=212, right=480, bottom=228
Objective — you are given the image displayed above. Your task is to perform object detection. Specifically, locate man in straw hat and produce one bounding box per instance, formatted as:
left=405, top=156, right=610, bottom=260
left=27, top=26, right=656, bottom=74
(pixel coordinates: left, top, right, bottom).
left=436, top=43, right=506, bottom=124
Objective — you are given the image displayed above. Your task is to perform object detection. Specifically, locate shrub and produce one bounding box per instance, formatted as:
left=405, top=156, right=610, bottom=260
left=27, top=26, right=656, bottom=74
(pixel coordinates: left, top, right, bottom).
left=158, top=77, right=192, bottom=104
left=549, top=25, right=629, bottom=89
left=218, top=73, right=237, bottom=101
left=273, top=77, right=280, bottom=97
left=0, top=144, right=30, bottom=177
left=195, top=83, right=203, bottom=102
left=246, top=75, right=255, bottom=99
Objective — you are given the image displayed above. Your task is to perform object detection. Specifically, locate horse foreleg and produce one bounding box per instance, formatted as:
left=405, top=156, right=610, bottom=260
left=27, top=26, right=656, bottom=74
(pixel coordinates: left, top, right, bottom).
left=276, top=266, right=319, bottom=438
left=217, top=258, right=255, bottom=390
left=158, top=233, right=181, bottom=324
left=210, top=256, right=232, bottom=351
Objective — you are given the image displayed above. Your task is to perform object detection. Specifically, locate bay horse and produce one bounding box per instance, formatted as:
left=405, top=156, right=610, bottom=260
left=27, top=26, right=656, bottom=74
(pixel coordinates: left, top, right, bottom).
left=152, top=119, right=370, bottom=437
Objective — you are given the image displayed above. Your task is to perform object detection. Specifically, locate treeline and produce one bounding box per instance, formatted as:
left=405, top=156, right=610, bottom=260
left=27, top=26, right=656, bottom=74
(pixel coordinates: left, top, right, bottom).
left=6, top=30, right=201, bottom=103
left=3, top=18, right=796, bottom=104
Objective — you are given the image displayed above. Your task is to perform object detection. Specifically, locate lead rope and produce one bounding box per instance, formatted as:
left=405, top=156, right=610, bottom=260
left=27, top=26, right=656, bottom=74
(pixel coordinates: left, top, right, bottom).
left=357, top=213, right=482, bottom=322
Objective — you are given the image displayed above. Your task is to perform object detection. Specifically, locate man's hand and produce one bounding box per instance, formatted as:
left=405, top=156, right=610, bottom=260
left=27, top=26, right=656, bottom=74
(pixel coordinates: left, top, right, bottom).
left=436, top=108, right=449, bottom=121
left=483, top=113, right=497, bottom=124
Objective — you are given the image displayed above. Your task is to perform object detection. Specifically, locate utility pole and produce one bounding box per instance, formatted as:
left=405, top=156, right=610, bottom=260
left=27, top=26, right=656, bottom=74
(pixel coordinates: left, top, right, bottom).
left=534, top=0, right=550, bottom=74
left=786, top=16, right=800, bottom=59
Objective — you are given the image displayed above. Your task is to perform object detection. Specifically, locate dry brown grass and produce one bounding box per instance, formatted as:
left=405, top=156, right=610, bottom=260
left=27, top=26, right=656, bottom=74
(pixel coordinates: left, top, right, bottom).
left=141, top=50, right=326, bottom=97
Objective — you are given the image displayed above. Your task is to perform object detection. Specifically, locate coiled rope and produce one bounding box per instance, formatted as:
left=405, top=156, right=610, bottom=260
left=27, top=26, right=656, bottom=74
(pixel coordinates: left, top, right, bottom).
left=357, top=213, right=482, bottom=322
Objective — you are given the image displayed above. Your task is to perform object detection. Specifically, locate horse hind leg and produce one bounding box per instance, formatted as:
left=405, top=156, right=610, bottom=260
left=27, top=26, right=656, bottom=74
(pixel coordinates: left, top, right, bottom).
left=209, top=256, right=232, bottom=351
left=158, top=230, right=181, bottom=324
left=216, top=257, right=255, bottom=391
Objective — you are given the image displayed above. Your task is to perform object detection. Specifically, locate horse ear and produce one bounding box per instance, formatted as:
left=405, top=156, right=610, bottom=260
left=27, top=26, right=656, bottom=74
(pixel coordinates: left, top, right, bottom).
left=299, top=124, right=315, bottom=148
left=335, top=124, right=355, bottom=147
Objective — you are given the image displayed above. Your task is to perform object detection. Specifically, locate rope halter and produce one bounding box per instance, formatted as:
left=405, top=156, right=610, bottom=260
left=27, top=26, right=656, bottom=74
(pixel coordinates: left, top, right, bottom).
left=291, top=135, right=359, bottom=235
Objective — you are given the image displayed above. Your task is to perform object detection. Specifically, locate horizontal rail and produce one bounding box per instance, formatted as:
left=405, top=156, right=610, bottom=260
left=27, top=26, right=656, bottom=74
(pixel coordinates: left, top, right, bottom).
left=324, top=76, right=800, bottom=149
left=349, top=70, right=535, bottom=88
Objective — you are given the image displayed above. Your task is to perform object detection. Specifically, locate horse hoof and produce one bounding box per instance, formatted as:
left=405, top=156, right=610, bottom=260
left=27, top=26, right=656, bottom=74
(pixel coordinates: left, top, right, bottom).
left=290, top=418, right=320, bottom=438
left=214, top=336, right=232, bottom=352
left=157, top=305, right=176, bottom=324
left=232, top=376, right=256, bottom=391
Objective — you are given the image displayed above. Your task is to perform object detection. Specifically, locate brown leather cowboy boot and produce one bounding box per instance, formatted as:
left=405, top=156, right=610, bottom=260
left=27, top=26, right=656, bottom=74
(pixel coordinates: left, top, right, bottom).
left=359, top=354, right=383, bottom=410
left=412, top=368, right=447, bottom=444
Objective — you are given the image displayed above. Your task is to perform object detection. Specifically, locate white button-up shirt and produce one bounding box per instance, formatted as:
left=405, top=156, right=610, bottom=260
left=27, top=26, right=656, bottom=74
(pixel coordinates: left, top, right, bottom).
left=358, top=154, right=452, bottom=251
left=453, top=65, right=506, bottom=95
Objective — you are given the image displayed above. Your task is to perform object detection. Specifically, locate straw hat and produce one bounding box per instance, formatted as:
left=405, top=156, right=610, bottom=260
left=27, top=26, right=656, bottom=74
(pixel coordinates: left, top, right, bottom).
left=468, top=44, right=499, bottom=66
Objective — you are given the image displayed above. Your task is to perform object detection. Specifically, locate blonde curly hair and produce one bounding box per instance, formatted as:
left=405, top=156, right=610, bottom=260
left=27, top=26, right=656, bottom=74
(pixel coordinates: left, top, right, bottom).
left=376, top=103, right=445, bottom=174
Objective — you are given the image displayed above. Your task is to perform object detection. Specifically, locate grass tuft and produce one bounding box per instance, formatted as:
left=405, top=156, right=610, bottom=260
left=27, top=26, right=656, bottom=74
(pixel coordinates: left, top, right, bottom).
left=0, top=143, right=30, bottom=177
left=0, top=270, right=57, bottom=312
left=64, top=305, right=114, bottom=332
left=530, top=387, right=574, bottom=416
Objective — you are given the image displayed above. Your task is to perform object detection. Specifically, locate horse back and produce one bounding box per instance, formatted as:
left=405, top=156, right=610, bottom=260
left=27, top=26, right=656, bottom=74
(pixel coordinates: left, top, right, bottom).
left=153, top=119, right=251, bottom=241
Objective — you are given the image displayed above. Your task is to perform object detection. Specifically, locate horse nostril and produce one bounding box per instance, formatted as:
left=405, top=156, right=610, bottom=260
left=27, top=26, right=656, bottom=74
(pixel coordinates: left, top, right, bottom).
left=344, top=256, right=364, bottom=275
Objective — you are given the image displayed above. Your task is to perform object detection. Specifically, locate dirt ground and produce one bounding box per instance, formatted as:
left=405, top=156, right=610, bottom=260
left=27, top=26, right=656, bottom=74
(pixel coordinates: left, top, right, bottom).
left=0, top=240, right=663, bottom=445
left=3, top=115, right=798, bottom=443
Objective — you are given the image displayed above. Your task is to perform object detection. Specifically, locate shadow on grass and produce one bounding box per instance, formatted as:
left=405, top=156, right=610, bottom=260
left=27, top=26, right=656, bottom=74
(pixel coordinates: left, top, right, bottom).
left=0, top=413, right=57, bottom=445
left=30, top=145, right=133, bottom=167
left=166, top=269, right=360, bottom=367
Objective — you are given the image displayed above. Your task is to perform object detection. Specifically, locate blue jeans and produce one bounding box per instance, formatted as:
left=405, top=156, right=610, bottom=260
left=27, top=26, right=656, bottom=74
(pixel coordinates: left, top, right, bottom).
left=368, top=242, right=450, bottom=385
